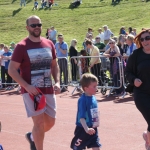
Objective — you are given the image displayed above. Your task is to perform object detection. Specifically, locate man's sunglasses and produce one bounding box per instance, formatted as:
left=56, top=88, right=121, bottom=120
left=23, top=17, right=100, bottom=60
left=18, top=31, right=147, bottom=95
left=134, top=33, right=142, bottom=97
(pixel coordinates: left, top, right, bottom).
left=29, top=23, right=42, bottom=28
left=34, top=94, right=42, bottom=111
left=140, top=36, right=150, bottom=42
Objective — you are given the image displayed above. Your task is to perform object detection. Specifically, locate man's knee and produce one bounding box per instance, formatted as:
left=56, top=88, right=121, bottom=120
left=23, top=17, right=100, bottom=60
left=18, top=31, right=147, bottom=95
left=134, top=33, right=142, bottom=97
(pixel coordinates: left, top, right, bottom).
left=32, top=114, right=45, bottom=130
left=44, top=115, right=55, bottom=132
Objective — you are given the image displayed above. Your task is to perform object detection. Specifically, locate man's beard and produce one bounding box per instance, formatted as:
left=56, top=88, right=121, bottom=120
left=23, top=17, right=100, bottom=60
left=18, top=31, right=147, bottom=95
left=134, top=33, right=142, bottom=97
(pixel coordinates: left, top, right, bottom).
left=30, top=29, right=41, bottom=37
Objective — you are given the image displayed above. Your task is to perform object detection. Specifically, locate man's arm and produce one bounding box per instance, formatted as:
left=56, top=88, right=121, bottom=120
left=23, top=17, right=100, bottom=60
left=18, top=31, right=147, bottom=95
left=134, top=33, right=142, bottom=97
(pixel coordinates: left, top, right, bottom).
left=51, top=58, right=60, bottom=94
left=8, top=60, right=39, bottom=95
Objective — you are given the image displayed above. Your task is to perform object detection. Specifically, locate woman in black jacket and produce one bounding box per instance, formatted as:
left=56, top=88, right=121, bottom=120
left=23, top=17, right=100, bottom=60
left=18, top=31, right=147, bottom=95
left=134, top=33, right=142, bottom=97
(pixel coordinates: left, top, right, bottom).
left=69, top=39, right=78, bottom=81
left=126, top=29, right=150, bottom=150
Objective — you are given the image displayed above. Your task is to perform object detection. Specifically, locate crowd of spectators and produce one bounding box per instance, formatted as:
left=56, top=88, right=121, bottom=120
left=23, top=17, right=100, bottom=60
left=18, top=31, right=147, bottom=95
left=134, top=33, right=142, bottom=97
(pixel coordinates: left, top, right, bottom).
left=0, top=25, right=143, bottom=94
left=0, top=42, right=16, bottom=91
left=44, top=25, right=142, bottom=95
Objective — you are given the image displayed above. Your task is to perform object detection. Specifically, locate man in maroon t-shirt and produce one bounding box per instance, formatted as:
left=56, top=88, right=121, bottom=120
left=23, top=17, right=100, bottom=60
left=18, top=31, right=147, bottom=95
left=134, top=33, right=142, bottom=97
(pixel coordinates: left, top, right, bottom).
left=8, top=15, right=60, bottom=150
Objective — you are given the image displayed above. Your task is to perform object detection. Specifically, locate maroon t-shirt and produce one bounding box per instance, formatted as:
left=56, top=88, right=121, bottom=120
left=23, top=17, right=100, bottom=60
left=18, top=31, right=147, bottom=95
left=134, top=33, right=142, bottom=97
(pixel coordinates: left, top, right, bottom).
left=11, top=37, right=56, bottom=94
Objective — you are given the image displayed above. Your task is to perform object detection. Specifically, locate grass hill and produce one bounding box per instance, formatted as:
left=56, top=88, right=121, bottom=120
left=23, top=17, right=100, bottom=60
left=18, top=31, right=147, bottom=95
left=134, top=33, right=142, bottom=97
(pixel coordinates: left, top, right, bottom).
left=0, top=0, right=150, bottom=49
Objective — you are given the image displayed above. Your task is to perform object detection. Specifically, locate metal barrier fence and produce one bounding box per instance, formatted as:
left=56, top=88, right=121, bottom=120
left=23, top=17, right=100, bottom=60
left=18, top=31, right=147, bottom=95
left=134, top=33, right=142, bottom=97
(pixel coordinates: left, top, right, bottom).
left=0, top=55, right=127, bottom=98
left=70, top=55, right=125, bottom=97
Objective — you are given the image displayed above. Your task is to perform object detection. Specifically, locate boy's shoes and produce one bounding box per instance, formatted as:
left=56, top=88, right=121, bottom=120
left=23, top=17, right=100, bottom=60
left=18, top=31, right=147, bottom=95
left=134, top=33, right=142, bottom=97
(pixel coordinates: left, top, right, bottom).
left=143, top=131, right=149, bottom=150
left=25, top=132, right=37, bottom=150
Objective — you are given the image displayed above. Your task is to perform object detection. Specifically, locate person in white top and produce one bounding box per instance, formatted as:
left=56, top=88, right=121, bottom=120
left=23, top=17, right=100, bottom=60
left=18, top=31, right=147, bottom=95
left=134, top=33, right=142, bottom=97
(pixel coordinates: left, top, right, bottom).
left=98, top=28, right=104, bottom=43
left=103, top=25, right=114, bottom=45
left=0, top=43, right=5, bottom=88
left=123, top=34, right=137, bottom=60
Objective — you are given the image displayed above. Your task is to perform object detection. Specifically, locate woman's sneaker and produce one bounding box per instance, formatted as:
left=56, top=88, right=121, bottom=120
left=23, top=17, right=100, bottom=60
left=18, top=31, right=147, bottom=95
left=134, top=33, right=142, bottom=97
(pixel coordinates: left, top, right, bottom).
left=25, top=132, right=37, bottom=150
left=143, top=131, right=149, bottom=150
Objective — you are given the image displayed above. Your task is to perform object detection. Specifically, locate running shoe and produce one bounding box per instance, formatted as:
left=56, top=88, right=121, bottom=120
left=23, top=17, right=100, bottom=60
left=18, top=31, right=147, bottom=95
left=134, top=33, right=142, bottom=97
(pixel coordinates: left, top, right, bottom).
left=25, top=132, right=37, bottom=150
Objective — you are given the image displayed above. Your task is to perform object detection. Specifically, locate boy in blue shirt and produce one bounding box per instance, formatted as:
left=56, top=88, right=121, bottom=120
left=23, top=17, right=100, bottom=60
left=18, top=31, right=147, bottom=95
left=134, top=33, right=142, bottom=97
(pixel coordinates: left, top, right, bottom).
left=71, top=73, right=101, bottom=150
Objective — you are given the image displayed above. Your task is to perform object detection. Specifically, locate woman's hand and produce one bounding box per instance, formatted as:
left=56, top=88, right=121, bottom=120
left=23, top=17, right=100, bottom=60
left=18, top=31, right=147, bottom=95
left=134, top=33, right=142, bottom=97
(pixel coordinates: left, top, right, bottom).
left=134, top=78, right=142, bottom=87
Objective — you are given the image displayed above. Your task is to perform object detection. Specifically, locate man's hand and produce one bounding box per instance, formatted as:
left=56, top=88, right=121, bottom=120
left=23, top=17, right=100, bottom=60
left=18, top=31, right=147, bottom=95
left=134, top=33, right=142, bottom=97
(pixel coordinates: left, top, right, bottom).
left=53, top=82, right=60, bottom=95
left=24, top=84, right=39, bottom=96
left=86, top=128, right=95, bottom=135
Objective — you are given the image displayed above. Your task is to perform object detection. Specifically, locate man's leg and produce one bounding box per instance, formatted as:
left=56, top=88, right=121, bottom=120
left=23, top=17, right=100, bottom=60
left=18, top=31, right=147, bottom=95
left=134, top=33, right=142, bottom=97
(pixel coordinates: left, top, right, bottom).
left=44, top=113, right=55, bottom=132
left=32, top=114, right=45, bottom=150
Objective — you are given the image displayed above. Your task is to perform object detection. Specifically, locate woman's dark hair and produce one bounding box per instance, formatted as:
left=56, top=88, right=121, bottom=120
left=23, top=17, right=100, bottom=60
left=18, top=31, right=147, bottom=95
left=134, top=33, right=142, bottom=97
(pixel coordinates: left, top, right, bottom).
left=119, top=27, right=124, bottom=35
left=85, top=39, right=92, bottom=45
left=134, top=29, right=150, bottom=48
left=128, top=27, right=132, bottom=34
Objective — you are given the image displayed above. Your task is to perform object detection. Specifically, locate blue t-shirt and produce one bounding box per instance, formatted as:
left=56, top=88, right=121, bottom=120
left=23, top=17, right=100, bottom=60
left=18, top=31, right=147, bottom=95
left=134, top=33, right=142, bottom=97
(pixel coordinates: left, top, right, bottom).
left=0, top=144, right=3, bottom=150
left=55, top=42, right=68, bottom=58
left=3, top=51, right=12, bottom=69
left=76, top=93, right=99, bottom=128
left=34, top=1, right=38, bottom=6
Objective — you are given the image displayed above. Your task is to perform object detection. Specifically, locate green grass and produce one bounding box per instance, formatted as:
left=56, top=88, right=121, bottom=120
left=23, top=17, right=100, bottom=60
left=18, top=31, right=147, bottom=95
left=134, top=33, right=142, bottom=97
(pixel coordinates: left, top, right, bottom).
left=0, top=0, right=150, bottom=50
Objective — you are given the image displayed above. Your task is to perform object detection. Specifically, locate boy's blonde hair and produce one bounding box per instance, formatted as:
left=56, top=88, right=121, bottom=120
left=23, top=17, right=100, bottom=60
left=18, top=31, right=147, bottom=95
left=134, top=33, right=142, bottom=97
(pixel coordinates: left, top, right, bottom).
left=80, top=73, right=98, bottom=91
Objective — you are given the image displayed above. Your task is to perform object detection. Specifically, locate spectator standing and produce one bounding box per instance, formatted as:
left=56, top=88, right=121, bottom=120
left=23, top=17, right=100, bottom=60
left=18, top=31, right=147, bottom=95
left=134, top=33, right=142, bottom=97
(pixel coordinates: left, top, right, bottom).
left=20, top=0, right=26, bottom=7
left=55, top=34, right=68, bottom=92
left=126, top=29, right=150, bottom=150
left=8, top=15, right=60, bottom=150
left=119, top=26, right=127, bottom=35
left=49, top=26, right=57, bottom=45
left=10, top=41, right=16, bottom=52
left=0, top=44, right=5, bottom=89
left=86, top=27, right=94, bottom=38
left=123, top=34, right=137, bottom=61
left=104, top=39, right=124, bottom=96
left=85, top=39, right=101, bottom=87
left=128, top=27, right=133, bottom=34
left=70, top=73, right=101, bottom=150
left=103, top=25, right=114, bottom=45
left=1, top=46, right=13, bottom=90
left=69, top=39, right=78, bottom=82
left=80, top=49, right=89, bottom=74
left=117, top=34, right=128, bottom=56
left=45, top=28, right=50, bottom=39
left=132, top=28, right=137, bottom=37
left=33, top=0, right=38, bottom=10
left=98, top=28, right=104, bottom=43
left=94, top=36, right=105, bottom=52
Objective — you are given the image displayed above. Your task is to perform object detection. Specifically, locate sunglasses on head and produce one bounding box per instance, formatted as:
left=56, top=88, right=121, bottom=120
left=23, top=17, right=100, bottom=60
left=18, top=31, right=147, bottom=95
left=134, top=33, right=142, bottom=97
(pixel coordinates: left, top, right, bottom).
left=140, top=36, right=150, bottom=42
left=109, top=42, right=114, bottom=44
left=29, top=23, right=42, bottom=28
left=34, top=94, right=42, bottom=111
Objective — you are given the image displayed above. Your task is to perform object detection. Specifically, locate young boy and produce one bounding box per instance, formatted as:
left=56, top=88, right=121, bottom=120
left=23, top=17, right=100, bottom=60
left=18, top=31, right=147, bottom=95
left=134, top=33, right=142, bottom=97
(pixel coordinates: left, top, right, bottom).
left=71, top=73, right=101, bottom=150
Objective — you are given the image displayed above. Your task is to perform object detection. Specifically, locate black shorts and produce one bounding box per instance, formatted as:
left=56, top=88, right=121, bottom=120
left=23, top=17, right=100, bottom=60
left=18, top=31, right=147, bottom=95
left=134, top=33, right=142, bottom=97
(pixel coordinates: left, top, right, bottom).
left=70, top=126, right=101, bottom=150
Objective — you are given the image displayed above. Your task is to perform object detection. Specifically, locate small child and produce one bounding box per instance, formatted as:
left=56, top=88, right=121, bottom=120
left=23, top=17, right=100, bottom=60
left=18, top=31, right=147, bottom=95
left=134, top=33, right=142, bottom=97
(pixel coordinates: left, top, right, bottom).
left=71, top=73, right=101, bottom=150
left=33, top=0, right=38, bottom=10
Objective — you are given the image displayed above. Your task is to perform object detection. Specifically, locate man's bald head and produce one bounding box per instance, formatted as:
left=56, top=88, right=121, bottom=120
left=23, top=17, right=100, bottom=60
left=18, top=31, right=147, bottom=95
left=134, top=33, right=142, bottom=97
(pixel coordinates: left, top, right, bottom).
left=26, top=15, right=41, bottom=26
